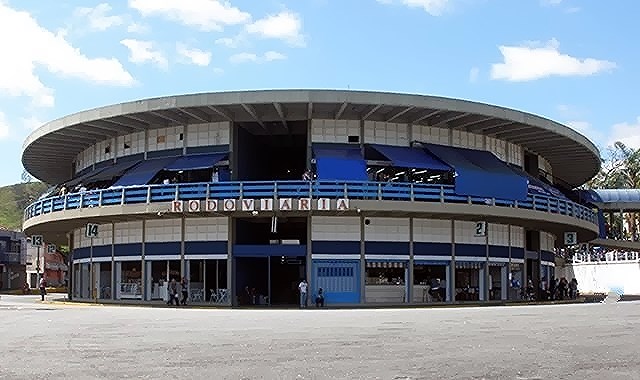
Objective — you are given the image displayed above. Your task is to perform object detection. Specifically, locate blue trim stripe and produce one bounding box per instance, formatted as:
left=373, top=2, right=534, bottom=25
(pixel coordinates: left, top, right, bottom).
left=364, top=241, right=409, bottom=255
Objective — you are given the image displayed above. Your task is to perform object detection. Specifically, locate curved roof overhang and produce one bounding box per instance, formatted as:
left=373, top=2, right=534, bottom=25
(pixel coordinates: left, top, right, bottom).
left=22, top=89, right=601, bottom=186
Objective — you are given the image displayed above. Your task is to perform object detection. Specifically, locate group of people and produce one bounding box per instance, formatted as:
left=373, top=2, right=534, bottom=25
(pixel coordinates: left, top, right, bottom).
left=297, top=279, right=324, bottom=308
left=166, top=277, right=190, bottom=306
left=542, top=277, right=579, bottom=300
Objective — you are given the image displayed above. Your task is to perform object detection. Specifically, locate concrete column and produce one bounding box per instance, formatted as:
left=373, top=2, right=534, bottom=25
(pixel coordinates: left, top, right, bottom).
left=450, top=219, right=455, bottom=303
left=306, top=214, right=313, bottom=300
left=141, top=219, right=146, bottom=301
left=408, top=217, right=414, bottom=304
left=360, top=215, right=366, bottom=304
left=182, top=125, right=188, bottom=155
left=143, top=129, right=149, bottom=160
left=226, top=216, right=233, bottom=306
left=306, top=119, right=312, bottom=171
left=485, top=224, right=490, bottom=301
left=111, top=223, right=115, bottom=300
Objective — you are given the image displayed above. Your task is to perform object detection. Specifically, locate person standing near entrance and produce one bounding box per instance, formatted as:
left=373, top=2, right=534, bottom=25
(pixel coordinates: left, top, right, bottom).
left=298, top=279, right=308, bottom=308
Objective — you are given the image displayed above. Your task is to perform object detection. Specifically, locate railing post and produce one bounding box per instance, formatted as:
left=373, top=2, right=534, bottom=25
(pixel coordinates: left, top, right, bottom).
left=377, top=183, right=382, bottom=200
left=146, top=186, right=151, bottom=204
left=308, top=181, right=313, bottom=199
left=206, top=183, right=211, bottom=199
left=547, top=198, right=551, bottom=212
left=269, top=182, right=274, bottom=199
left=99, top=190, right=103, bottom=207
left=440, top=186, right=444, bottom=203
left=121, top=188, right=126, bottom=205
left=64, top=195, right=68, bottom=210
left=79, top=193, right=84, bottom=209
left=467, top=196, right=472, bottom=204
left=514, top=200, right=518, bottom=208
left=174, top=184, right=179, bottom=201
left=532, top=195, right=536, bottom=210
left=343, top=183, right=348, bottom=198
left=410, top=183, right=414, bottom=201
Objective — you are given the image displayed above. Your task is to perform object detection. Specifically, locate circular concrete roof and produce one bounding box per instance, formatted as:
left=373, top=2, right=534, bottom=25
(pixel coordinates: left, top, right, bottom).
left=22, top=89, right=600, bottom=186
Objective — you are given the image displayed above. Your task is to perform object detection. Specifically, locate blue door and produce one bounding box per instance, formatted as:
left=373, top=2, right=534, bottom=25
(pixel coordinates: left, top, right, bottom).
left=312, top=260, right=360, bottom=304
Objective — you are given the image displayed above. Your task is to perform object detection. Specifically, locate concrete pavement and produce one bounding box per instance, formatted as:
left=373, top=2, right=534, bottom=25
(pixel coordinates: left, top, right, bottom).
left=1, top=296, right=639, bottom=379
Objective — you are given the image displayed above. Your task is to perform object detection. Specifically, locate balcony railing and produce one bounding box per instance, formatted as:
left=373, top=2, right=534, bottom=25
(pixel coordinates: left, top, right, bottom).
left=23, top=181, right=597, bottom=225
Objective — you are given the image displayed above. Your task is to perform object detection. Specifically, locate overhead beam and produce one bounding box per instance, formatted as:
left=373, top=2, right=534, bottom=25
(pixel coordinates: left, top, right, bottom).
left=126, top=113, right=169, bottom=126
left=177, top=107, right=211, bottom=123
left=411, top=110, right=441, bottom=124
left=150, top=110, right=188, bottom=125
left=335, top=102, right=349, bottom=119
left=386, top=106, right=415, bottom=123
left=432, top=113, right=469, bottom=128
left=480, top=122, right=525, bottom=135
left=451, top=116, right=495, bottom=131
left=361, top=104, right=383, bottom=120
left=240, top=103, right=265, bottom=129
left=273, top=103, right=288, bottom=130
left=106, top=116, right=148, bottom=131
left=78, top=122, right=124, bottom=136
left=207, top=105, right=233, bottom=122
left=307, top=102, right=314, bottom=119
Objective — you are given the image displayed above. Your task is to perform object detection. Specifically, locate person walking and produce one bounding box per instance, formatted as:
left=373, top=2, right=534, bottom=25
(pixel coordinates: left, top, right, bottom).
left=180, top=277, right=189, bottom=305
left=298, top=279, right=308, bottom=308
left=167, top=279, right=179, bottom=306
left=39, top=276, right=47, bottom=301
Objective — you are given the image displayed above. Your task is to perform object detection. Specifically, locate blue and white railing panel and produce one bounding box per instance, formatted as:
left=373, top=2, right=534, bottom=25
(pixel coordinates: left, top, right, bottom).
left=24, top=181, right=597, bottom=225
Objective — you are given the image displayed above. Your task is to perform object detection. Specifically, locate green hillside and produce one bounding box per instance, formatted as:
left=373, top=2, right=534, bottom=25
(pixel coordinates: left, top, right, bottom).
left=0, top=182, right=49, bottom=231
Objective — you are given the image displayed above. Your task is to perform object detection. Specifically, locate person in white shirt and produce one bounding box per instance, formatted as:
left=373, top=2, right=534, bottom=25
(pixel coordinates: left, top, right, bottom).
left=298, top=279, right=308, bottom=308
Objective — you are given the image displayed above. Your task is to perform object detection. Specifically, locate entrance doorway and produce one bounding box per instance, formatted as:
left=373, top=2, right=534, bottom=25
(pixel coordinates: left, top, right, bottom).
left=234, top=255, right=306, bottom=307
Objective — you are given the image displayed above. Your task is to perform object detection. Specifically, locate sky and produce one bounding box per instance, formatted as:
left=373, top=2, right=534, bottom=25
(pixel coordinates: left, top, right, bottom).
left=0, top=0, right=637, bottom=186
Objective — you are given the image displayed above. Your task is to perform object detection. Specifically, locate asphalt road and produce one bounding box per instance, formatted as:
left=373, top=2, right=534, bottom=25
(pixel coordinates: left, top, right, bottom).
left=1, top=295, right=639, bottom=380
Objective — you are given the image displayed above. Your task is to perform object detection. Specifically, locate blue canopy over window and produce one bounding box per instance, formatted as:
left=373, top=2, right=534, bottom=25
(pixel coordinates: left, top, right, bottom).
left=312, top=143, right=368, bottom=181
left=164, top=153, right=228, bottom=171
left=369, top=144, right=451, bottom=171
left=423, top=143, right=528, bottom=201
left=508, top=164, right=567, bottom=200
left=84, top=159, right=141, bottom=183
left=113, top=157, right=179, bottom=187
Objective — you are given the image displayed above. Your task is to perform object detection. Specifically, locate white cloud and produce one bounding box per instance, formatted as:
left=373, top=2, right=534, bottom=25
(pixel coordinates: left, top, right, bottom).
left=121, top=39, right=168, bottom=69
left=129, top=0, right=251, bottom=31
left=377, top=0, right=450, bottom=16
left=490, top=38, right=616, bottom=82
left=215, top=36, right=243, bottom=48
left=229, top=52, right=258, bottom=64
left=609, top=117, right=640, bottom=149
left=230, top=51, right=287, bottom=64
left=0, top=3, right=134, bottom=107
left=212, top=67, right=224, bottom=75
left=469, top=67, right=479, bottom=83
left=246, top=11, right=305, bottom=46
left=540, top=0, right=563, bottom=6
left=127, top=22, right=150, bottom=34
left=176, top=43, right=211, bottom=66
left=20, top=116, right=44, bottom=131
left=0, top=111, right=9, bottom=139
left=264, top=51, right=287, bottom=61
left=74, top=3, right=124, bottom=31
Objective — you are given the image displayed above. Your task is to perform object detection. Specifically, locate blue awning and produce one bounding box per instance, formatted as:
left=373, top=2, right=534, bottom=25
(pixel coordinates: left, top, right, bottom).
left=164, top=153, right=228, bottom=171
left=369, top=144, right=451, bottom=171
left=508, top=164, right=567, bottom=200
left=66, top=167, right=108, bottom=187
left=312, top=143, right=368, bottom=181
left=113, top=157, right=179, bottom=187
left=84, top=160, right=141, bottom=183
left=423, top=143, right=528, bottom=201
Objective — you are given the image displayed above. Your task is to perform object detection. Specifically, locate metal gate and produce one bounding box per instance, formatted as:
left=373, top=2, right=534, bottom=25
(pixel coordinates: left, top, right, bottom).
left=312, top=260, right=360, bottom=304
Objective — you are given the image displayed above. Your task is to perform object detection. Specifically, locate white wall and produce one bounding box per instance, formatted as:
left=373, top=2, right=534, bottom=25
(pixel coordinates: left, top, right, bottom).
left=510, top=226, right=525, bottom=248
left=540, top=231, right=556, bottom=252
left=147, top=126, right=184, bottom=152
left=454, top=221, right=485, bottom=245
left=114, top=221, right=143, bottom=244
left=184, top=217, right=228, bottom=241
left=564, top=262, right=640, bottom=295
left=412, top=218, right=451, bottom=243
left=364, top=217, right=410, bottom=241
left=363, top=121, right=409, bottom=146
left=145, top=218, right=182, bottom=242
left=117, top=132, right=145, bottom=158
left=507, top=142, right=523, bottom=167
left=311, top=216, right=361, bottom=241
left=311, top=119, right=360, bottom=143
left=451, top=130, right=484, bottom=150
left=93, top=224, right=113, bottom=246
left=412, top=125, right=449, bottom=145
left=538, top=156, right=553, bottom=182
left=488, top=223, right=509, bottom=246
left=486, top=137, right=507, bottom=161
left=75, top=122, right=231, bottom=173
left=186, top=122, right=231, bottom=147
